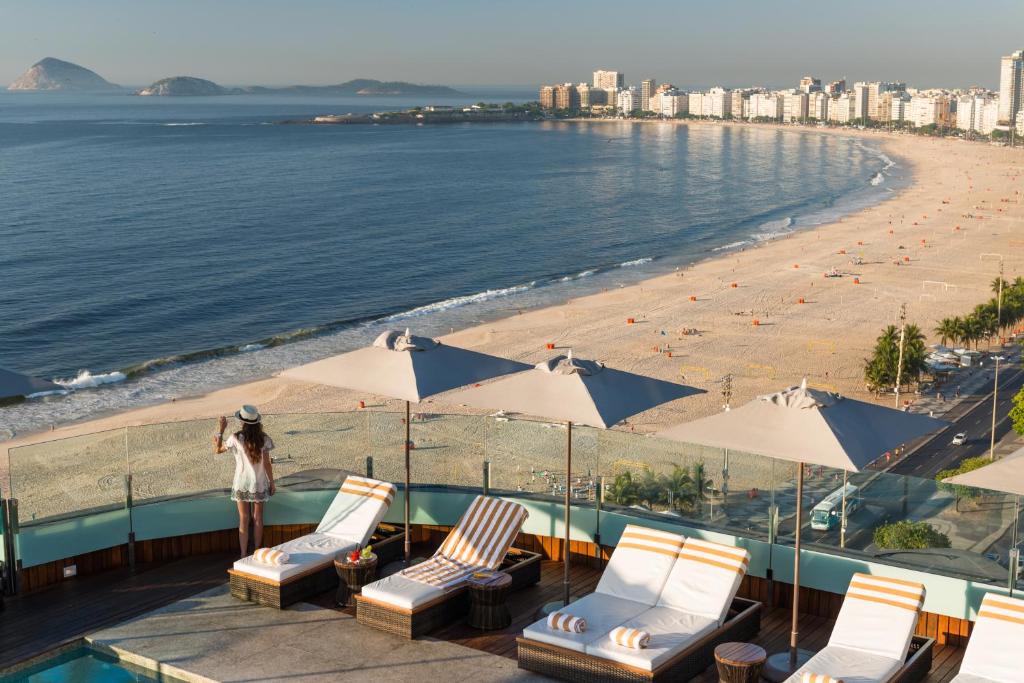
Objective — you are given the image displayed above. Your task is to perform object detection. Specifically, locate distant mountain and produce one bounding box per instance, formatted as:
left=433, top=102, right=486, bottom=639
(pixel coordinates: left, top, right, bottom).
left=243, top=79, right=464, bottom=97
left=136, top=76, right=237, bottom=97
left=8, top=57, right=121, bottom=91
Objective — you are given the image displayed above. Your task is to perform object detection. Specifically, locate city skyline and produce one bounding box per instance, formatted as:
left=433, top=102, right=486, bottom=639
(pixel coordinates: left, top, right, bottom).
left=3, top=1, right=1024, bottom=87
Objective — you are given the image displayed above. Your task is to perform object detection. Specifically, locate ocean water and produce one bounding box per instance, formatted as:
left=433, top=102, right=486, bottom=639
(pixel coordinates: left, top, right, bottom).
left=0, top=91, right=906, bottom=436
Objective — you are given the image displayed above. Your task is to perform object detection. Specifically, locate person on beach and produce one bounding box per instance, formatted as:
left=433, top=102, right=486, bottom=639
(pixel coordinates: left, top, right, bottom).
left=212, top=405, right=276, bottom=557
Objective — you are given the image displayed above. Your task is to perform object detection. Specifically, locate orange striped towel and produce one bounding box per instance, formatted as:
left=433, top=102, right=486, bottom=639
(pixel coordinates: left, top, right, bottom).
left=610, top=626, right=650, bottom=649
left=547, top=611, right=586, bottom=633
left=800, top=674, right=844, bottom=683
left=402, top=496, right=528, bottom=589
left=252, top=548, right=289, bottom=566
left=846, top=573, right=924, bottom=612
left=340, top=475, right=396, bottom=505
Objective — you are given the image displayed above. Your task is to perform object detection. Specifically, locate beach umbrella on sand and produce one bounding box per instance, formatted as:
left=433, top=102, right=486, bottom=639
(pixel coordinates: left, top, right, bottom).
left=657, top=379, right=946, bottom=682
left=944, top=444, right=1024, bottom=596
left=0, top=368, right=60, bottom=403
left=281, top=329, right=529, bottom=563
left=448, top=351, right=702, bottom=611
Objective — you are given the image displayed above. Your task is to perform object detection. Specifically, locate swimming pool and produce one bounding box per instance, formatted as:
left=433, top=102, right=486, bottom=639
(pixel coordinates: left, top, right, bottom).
left=1, top=647, right=177, bottom=682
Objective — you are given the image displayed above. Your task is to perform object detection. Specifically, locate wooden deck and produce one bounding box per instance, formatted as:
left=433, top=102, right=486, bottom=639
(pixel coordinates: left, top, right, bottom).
left=4, top=552, right=967, bottom=682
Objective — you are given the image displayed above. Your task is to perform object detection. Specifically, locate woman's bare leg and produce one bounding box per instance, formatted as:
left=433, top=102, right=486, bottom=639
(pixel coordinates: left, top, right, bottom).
left=252, top=502, right=265, bottom=549
left=237, top=500, right=251, bottom=558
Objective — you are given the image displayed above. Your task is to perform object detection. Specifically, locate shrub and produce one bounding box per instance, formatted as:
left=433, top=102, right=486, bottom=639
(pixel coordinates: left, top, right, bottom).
left=873, top=520, right=950, bottom=549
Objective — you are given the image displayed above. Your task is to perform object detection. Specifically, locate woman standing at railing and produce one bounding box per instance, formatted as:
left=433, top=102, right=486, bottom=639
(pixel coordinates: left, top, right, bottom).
left=213, top=405, right=276, bottom=557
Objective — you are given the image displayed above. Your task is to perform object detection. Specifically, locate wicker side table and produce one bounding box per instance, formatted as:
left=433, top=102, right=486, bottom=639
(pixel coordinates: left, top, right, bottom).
left=466, top=571, right=513, bottom=630
left=334, top=554, right=378, bottom=608
left=714, top=642, right=767, bottom=683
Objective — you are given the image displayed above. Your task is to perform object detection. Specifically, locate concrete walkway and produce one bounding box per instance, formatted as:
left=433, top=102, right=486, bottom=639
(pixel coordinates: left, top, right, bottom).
left=87, top=586, right=548, bottom=683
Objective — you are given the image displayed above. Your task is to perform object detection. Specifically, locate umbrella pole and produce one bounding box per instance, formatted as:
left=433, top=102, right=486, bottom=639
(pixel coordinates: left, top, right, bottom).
left=404, top=400, right=411, bottom=564
left=563, top=420, right=572, bottom=607
left=1012, top=495, right=1020, bottom=598
left=764, top=460, right=811, bottom=682
left=790, top=460, right=803, bottom=668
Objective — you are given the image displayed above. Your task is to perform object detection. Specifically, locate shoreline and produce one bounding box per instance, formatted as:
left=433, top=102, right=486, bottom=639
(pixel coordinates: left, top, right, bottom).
left=4, top=122, right=1021, bottom=455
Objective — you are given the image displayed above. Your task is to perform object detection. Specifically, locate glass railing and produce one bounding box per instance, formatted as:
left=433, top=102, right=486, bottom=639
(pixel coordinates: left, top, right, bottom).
left=3, top=410, right=1020, bottom=589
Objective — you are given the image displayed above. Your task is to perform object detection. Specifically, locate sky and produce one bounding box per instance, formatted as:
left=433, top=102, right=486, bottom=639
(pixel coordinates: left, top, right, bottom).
left=3, top=0, right=1024, bottom=90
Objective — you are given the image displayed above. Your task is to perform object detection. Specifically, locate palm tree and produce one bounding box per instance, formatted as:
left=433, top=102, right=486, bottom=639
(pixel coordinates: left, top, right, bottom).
left=607, top=472, right=640, bottom=506
left=663, top=465, right=699, bottom=513
left=934, top=318, right=958, bottom=347
left=992, top=276, right=1010, bottom=296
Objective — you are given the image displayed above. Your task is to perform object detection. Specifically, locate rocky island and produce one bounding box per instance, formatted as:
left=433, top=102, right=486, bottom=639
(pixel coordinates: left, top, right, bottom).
left=136, top=76, right=236, bottom=96
left=8, top=57, right=121, bottom=91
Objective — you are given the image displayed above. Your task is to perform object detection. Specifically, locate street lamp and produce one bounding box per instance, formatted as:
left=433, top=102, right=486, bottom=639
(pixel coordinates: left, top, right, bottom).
left=990, top=355, right=1006, bottom=461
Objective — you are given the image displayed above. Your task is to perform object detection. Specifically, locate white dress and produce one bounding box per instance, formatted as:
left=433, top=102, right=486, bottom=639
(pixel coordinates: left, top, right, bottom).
left=224, top=433, right=274, bottom=502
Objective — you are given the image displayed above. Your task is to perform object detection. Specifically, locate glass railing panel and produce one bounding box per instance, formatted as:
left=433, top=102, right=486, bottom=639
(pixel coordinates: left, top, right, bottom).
left=8, top=427, right=128, bottom=524
left=485, top=416, right=575, bottom=497
left=260, top=412, right=372, bottom=491
left=365, top=411, right=405, bottom=486
left=127, top=418, right=227, bottom=504
left=407, top=412, right=486, bottom=489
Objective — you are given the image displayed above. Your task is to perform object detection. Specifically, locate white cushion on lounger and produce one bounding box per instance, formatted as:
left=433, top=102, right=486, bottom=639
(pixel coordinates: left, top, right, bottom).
left=521, top=593, right=650, bottom=653
left=827, top=573, right=925, bottom=662
left=594, top=525, right=686, bottom=605
left=316, top=475, right=396, bottom=544
left=784, top=645, right=904, bottom=683
left=955, top=592, right=1024, bottom=683
left=233, top=533, right=355, bottom=582
left=657, top=537, right=750, bottom=624
left=359, top=572, right=446, bottom=610
left=585, top=606, right=717, bottom=672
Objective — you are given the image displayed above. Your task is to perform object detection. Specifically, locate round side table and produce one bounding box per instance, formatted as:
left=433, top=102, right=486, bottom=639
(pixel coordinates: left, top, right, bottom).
left=334, top=553, right=377, bottom=608
left=714, top=642, right=767, bottom=683
left=466, top=571, right=513, bottom=630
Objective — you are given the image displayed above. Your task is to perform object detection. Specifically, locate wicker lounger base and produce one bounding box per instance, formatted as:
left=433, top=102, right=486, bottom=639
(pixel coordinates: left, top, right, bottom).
left=355, top=546, right=543, bottom=638
left=515, top=597, right=762, bottom=683
left=229, top=524, right=405, bottom=609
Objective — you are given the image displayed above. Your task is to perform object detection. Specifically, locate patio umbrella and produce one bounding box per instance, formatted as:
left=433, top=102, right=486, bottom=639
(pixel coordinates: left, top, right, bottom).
left=657, top=379, right=946, bottom=681
left=282, top=329, right=529, bottom=562
left=944, top=445, right=1024, bottom=596
left=0, top=368, right=60, bottom=403
left=448, top=351, right=702, bottom=610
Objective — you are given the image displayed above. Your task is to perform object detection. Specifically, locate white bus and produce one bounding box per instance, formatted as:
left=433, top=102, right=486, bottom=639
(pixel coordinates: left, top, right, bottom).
left=810, top=483, right=861, bottom=531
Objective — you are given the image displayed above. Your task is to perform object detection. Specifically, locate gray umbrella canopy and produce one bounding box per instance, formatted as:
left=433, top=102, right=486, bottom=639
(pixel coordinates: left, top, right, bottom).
left=0, top=368, right=60, bottom=402
left=449, top=353, right=702, bottom=428
left=281, top=330, right=530, bottom=402
left=943, top=445, right=1024, bottom=495
left=657, top=380, right=948, bottom=471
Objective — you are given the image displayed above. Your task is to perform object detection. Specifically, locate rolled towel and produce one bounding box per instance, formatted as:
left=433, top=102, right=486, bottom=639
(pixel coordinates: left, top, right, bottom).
left=252, top=548, right=290, bottom=566
left=610, top=626, right=650, bottom=649
left=546, top=611, right=587, bottom=633
left=800, top=674, right=844, bottom=683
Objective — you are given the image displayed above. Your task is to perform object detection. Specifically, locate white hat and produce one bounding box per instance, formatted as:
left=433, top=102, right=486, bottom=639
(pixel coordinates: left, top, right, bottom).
left=235, top=404, right=262, bottom=424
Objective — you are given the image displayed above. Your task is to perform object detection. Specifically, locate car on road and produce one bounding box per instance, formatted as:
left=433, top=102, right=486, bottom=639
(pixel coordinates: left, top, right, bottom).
left=951, top=432, right=967, bottom=446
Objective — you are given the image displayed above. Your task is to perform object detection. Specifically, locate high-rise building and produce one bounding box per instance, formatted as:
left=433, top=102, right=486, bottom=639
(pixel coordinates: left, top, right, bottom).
left=730, top=90, right=748, bottom=119
left=799, top=76, right=821, bottom=93
left=998, top=51, right=1024, bottom=124
left=808, top=91, right=828, bottom=120
left=708, top=87, right=731, bottom=118
left=554, top=83, right=580, bottom=111
left=576, top=83, right=592, bottom=108
left=640, top=79, right=656, bottom=110
left=688, top=92, right=703, bottom=117
left=783, top=91, right=809, bottom=122
left=603, top=87, right=619, bottom=108
left=908, top=94, right=952, bottom=128
left=656, top=89, right=688, bottom=117
left=539, top=85, right=556, bottom=110
left=825, top=79, right=846, bottom=95
left=853, top=82, right=870, bottom=121
left=829, top=92, right=856, bottom=123
left=617, top=87, right=639, bottom=114
left=593, top=70, right=625, bottom=90
left=748, top=92, right=784, bottom=120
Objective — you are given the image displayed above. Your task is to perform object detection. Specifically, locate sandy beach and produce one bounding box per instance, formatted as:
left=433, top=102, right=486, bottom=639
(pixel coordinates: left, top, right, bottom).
left=3, top=123, right=1023, bottom=516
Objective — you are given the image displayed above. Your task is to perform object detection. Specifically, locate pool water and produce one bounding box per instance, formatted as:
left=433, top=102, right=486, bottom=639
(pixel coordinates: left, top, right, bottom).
left=1, top=648, right=174, bottom=682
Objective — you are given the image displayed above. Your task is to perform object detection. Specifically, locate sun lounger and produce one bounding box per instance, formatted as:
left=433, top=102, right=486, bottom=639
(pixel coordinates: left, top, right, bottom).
left=228, top=475, right=404, bottom=608
left=785, top=573, right=934, bottom=683
left=949, top=592, right=1024, bottom=683
left=356, top=495, right=540, bottom=638
left=517, top=528, right=762, bottom=682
